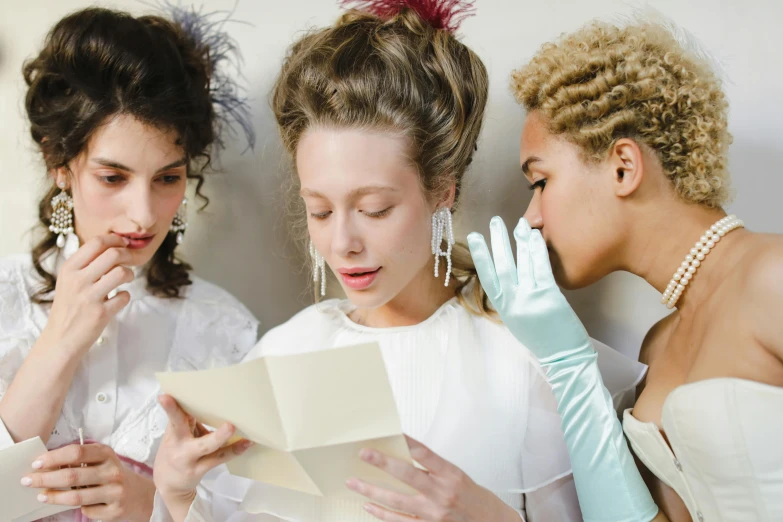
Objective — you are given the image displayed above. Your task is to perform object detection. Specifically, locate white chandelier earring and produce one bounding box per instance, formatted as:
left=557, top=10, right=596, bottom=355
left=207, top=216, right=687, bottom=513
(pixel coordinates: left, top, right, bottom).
left=170, top=198, right=188, bottom=245
left=431, top=207, right=455, bottom=287
left=309, top=240, right=326, bottom=297
left=50, top=182, right=74, bottom=249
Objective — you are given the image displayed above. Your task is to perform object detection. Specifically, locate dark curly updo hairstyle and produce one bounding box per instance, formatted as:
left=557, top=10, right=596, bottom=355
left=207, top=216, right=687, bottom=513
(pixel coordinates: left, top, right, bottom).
left=25, top=6, right=252, bottom=302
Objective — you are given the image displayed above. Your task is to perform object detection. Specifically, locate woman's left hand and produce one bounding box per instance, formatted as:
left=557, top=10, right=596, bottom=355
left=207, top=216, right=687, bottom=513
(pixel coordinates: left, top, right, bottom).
left=21, top=443, right=155, bottom=522
left=347, top=436, right=521, bottom=522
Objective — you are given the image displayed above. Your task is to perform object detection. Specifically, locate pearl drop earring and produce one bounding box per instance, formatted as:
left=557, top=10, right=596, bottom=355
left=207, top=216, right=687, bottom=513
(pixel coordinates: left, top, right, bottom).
left=170, top=198, right=188, bottom=245
left=431, top=207, right=455, bottom=286
left=309, top=240, right=326, bottom=297
left=50, top=181, right=74, bottom=249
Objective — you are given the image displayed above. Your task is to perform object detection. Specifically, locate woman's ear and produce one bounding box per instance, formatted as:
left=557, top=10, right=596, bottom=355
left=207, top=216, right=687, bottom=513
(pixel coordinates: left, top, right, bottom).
left=51, top=167, right=69, bottom=190
left=610, top=138, right=645, bottom=198
left=437, top=179, right=457, bottom=209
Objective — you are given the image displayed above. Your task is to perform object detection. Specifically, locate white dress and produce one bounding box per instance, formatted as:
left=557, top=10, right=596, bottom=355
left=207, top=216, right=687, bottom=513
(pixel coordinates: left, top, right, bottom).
left=623, top=378, right=783, bottom=522
left=0, top=234, right=259, bottom=521
left=151, top=295, right=647, bottom=522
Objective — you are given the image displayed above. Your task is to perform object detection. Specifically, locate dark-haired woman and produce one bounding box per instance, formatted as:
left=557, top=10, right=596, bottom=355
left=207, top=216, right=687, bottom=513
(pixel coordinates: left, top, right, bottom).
left=0, top=6, right=257, bottom=521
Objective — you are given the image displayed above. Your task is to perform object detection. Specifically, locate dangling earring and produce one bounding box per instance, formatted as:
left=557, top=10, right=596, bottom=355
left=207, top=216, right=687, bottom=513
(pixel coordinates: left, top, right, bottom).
left=50, top=182, right=74, bottom=249
left=431, top=207, right=455, bottom=287
left=170, top=198, right=188, bottom=245
left=309, top=240, right=326, bottom=297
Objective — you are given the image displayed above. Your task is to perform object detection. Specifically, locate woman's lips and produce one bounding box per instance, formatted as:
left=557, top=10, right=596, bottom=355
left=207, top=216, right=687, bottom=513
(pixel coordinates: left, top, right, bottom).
left=340, top=268, right=381, bottom=290
left=115, top=233, right=155, bottom=250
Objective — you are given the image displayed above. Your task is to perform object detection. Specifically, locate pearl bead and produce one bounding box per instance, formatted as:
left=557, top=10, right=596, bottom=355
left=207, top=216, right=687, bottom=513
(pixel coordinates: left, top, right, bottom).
left=660, top=215, right=744, bottom=308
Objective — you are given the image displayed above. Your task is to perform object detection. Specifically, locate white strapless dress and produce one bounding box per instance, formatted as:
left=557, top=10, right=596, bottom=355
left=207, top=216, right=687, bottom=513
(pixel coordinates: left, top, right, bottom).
left=623, top=378, right=783, bottom=522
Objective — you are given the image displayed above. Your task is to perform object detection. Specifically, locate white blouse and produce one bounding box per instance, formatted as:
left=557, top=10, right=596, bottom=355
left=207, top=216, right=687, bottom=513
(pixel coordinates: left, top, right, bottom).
left=151, top=295, right=646, bottom=522
left=0, top=234, right=259, bottom=521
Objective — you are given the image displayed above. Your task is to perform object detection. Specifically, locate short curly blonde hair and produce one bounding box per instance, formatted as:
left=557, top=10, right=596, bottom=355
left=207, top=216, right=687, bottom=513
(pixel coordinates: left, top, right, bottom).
left=512, top=20, right=732, bottom=207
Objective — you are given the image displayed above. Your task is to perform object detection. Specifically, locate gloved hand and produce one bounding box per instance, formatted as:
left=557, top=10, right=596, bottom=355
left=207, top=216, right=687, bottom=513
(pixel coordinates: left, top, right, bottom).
left=467, top=216, right=659, bottom=522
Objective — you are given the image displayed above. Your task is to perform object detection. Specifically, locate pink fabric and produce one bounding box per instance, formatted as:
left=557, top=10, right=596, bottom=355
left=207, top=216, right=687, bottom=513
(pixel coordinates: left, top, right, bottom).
left=33, top=439, right=152, bottom=522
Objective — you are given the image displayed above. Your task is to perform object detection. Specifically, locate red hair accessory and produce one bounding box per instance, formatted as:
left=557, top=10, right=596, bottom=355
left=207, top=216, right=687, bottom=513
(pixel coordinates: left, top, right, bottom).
left=340, top=0, right=476, bottom=33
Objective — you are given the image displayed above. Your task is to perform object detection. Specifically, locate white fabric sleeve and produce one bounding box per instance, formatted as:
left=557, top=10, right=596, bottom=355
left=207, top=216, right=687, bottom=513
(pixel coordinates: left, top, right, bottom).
left=148, top=467, right=282, bottom=522
left=523, top=474, right=583, bottom=522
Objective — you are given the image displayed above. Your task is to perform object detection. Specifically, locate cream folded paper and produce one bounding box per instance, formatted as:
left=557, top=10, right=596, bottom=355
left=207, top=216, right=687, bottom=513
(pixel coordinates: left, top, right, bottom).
left=156, top=343, right=416, bottom=499
left=0, top=437, right=75, bottom=522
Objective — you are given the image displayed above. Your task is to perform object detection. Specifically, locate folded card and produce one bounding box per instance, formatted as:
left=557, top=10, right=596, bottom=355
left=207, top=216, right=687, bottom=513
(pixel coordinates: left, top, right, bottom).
left=0, top=437, right=74, bottom=522
left=156, top=343, right=415, bottom=498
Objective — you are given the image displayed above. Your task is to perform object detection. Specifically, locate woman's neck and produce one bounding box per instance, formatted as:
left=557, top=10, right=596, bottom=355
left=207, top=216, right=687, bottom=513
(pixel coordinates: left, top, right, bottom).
left=349, top=261, right=457, bottom=328
left=620, top=201, right=744, bottom=312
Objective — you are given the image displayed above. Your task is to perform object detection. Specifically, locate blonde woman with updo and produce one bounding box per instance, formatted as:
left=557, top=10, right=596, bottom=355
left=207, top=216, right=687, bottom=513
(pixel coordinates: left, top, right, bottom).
left=470, top=14, right=783, bottom=522
left=150, top=2, right=647, bottom=522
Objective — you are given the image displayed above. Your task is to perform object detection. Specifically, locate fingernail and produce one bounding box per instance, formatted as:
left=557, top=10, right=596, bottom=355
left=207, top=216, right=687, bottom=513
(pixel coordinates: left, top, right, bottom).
left=21, top=476, right=32, bottom=486
left=363, top=504, right=375, bottom=514
left=32, top=460, right=43, bottom=469
left=122, top=237, right=130, bottom=246
left=37, top=494, right=48, bottom=503
left=345, top=478, right=358, bottom=490
left=359, top=449, right=374, bottom=462
left=237, top=440, right=254, bottom=453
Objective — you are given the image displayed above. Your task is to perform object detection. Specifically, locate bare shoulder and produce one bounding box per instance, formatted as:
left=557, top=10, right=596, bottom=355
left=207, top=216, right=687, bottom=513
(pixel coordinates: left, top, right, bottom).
left=737, top=234, right=783, bottom=358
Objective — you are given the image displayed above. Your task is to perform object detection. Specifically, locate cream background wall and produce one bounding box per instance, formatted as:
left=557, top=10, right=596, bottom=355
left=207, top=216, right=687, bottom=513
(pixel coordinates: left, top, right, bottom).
left=1, top=0, right=780, bottom=357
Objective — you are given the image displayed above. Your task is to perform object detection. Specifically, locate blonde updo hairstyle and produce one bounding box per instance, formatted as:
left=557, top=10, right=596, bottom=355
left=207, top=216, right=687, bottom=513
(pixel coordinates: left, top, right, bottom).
left=272, top=7, right=492, bottom=314
left=512, top=19, right=732, bottom=207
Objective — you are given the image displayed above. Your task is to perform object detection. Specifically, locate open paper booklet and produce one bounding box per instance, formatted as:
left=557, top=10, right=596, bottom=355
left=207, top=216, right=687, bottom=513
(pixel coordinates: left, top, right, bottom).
left=0, top=437, right=75, bottom=522
left=156, top=343, right=417, bottom=499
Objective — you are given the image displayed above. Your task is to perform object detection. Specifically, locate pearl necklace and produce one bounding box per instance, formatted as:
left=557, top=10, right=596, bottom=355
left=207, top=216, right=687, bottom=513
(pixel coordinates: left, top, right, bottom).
left=661, top=214, right=744, bottom=309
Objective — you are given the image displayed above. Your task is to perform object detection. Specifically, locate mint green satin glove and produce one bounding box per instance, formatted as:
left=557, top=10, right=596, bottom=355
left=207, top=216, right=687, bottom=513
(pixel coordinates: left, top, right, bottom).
left=467, top=216, right=658, bottom=522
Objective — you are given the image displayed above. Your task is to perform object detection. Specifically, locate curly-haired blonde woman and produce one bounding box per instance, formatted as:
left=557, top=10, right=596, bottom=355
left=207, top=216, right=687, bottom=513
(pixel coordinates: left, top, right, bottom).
left=470, top=16, right=783, bottom=522
left=149, top=2, right=647, bottom=522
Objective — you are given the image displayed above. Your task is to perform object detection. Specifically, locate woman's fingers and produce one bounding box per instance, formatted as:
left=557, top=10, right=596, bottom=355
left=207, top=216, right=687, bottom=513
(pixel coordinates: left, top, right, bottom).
left=65, top=235, right=128, bottom=272
left=83, top=246, right=134, bottom=284
left=23, top=465, right=106, bottom=489
left=489, top=216, right=518, bottom=288
left=32, top=443, right=113, bottom=470
left=467, top=231, right=501, bottom=301
left=189, top=422, right=236, bottom=459
left=158, top=395, right=197, bottom=440
left=38, top=483, right=118, bottom=507
left=195, top=438, right=254, bottom=475
left=91, top=265, right=134, bottom=300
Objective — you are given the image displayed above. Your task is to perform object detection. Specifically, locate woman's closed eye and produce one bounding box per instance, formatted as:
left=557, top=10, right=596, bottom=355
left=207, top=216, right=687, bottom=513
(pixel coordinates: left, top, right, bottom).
left=529, top=178, right=547, bottom=192
left=310, top=210, right=332, bottom=220
left=362, top=207, right=393, bottom=218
